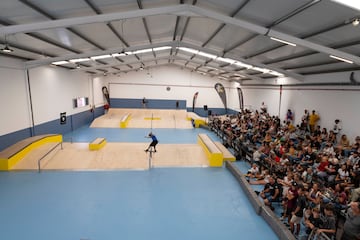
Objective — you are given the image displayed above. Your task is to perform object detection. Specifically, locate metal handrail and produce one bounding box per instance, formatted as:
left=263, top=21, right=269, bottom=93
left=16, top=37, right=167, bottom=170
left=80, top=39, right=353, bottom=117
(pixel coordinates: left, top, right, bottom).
left=38, top=141, right=63, bottom=173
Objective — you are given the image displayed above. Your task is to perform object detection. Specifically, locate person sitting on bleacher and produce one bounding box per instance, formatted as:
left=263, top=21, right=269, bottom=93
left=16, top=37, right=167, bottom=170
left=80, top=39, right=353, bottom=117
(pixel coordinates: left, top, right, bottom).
left=260, top=175, right=281, bottom=211
left=245, top=163, right=259, bottom=178
left=315, top=203, right=337, bottom=239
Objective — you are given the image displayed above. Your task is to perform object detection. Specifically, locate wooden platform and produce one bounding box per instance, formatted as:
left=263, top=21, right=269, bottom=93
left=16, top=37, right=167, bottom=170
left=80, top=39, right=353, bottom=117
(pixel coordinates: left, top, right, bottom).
left=0, top=134, right=62, bottom=170
left=12, top=143, right=209, bottom=171
left=91, top=108, right=193, bottom=129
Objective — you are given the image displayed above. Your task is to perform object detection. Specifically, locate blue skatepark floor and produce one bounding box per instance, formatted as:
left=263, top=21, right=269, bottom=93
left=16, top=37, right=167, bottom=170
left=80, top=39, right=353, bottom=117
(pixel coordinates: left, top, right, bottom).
left=0, top=126, right=279, bottom=240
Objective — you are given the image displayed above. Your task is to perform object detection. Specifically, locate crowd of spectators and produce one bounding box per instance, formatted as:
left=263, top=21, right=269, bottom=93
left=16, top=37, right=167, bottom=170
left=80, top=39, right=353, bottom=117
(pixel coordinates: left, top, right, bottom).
left=209, top=107, right=360, bottom=240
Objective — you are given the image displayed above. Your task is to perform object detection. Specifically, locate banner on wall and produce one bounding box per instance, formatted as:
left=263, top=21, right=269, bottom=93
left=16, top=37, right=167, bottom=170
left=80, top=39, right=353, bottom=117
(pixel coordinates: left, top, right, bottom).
left=214, top=83, right=227, bottom=110
left=192, top=92, right=199, bottom=112
left=102, top=86, right=110, bottom=106
left=237, top=87, right=244, bottom=111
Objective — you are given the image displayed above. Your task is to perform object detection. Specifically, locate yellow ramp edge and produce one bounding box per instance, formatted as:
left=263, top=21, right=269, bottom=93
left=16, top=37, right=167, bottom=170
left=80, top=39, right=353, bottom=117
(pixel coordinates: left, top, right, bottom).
left=0, top=134, right=62, bottom=170
left=120, top=114, right=131, bottom=128
left=197, top=134, right=223, bottom=167
left=89, top=138, right=106, bottom=150
left=214, top=142, right=236, bottom=161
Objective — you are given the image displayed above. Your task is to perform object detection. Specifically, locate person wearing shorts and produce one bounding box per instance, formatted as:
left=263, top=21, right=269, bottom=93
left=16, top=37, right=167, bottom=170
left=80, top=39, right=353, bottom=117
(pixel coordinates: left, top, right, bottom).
left=145, top=133, right=158, bottom=152
left=290, top=184, right=307, bottom=236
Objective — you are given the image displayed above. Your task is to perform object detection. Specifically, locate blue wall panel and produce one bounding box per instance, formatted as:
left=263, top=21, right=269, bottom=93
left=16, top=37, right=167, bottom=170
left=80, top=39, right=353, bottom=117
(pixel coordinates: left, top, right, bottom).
left=110, top=98, right=186, bottom=109
left=0, top=109, right=105, bottom=151
left=0, top=128, right=32, bottom=151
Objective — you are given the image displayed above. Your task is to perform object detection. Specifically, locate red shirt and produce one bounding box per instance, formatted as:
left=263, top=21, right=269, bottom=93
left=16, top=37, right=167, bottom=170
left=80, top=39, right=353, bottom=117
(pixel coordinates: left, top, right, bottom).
left=317, top=161, right=328, bottom=171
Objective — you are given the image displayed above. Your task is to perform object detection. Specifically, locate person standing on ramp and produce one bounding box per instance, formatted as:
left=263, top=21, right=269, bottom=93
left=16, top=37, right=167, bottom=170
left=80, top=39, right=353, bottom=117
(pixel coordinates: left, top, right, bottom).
left=145, top=132, right=158, bottom=152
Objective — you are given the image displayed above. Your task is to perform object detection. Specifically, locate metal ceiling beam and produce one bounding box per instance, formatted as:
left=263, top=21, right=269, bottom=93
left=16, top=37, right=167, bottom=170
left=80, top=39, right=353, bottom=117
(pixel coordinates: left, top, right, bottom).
left=224, top=0, right=322, bottom=56
left=264, top=36, right=360, bottom=66
left=19, top=0, right=105, bottom=51
left=84, top=0, right=129, bottom=47
left=6, top=4, right=359, bottom=75
left=25, top=41, right=176, bottom=68
left=189, top=5, right=360, bottom=65
left=201, top=0, right=251, bottom=47
left=2, top=3, right=359, bottom=66
left=249, top=19, right=349, bottom=60
left=0, top=5, right=194, bottom=35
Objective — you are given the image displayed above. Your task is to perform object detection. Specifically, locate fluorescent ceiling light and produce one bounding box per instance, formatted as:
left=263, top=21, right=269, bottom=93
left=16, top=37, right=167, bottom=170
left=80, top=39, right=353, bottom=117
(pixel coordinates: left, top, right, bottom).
left=233, top=61, right=252, bottom=69
left=178, top=47, right=199, bottom=54
left=216, top=57, right=236, bottom=64
left=90, top=54, right=112, bottom=60
left=1, top=44, right=14, bottom=53
left=329, top=55, right=353, bottom=64
left=268, top=71, right=284, bottom=77
left=52, top=61, right=69, bottom=65
left=270, top=37, right=296, bottom=46
left=252, top=67, right=269, bottom=73
left=153, top=46, right=172, bottom=51
left=70, top=58, right=91, bottom=63
left=133, top=48, right=153, bottom=54
left=112, top=53, right=127, bottom=57
left=331, top=0, right=360, bottom=11
left=197, top=51, right=217, bottom=59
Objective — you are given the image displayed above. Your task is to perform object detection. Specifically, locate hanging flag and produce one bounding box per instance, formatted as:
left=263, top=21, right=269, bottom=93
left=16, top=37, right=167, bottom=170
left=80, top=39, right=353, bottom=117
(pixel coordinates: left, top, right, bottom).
left=214, top=83, right=227, bottom=110
left=102, top=86, right=110, bottom=106
left=237, top=87, right=244, bottom=111
left=192, top=92, right=199, bottom=112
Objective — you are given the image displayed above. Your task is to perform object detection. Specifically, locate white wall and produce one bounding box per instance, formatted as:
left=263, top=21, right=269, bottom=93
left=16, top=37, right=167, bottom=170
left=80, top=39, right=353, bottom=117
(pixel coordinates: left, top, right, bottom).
left=0, top=57, right=31, bottom=135
left=104, top=65, right=231, bottom=109
left=0, top=58, right=96, bottom=137
left=29, top=66, right=92, bottom=125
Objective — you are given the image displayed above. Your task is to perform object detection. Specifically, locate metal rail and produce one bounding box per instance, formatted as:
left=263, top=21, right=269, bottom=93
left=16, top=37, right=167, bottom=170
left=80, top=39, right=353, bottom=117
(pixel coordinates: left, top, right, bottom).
left=37, top=141, right=63, bottom=173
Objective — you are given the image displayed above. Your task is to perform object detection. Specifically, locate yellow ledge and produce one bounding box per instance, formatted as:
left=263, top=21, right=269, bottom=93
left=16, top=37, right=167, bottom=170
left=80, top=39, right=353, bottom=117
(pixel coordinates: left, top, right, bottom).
left=0, top=134, right=62, bottom=170
left=197, top=134, right=223, bottom=167
left=120, top=114, right=131, bottom=128
left=89, top=138, right=106, bottom=150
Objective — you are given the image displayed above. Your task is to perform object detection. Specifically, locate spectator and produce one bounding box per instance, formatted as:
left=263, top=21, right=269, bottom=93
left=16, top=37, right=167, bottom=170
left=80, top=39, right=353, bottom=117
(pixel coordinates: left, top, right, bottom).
left=341, top=201, right=360, bottom=240
left=286, top=109, right=294, bottom=123
left=309, top=110, right=320, bottom=133
left=302, top=207, right=323, bottom=240
left=245, top=163, right=259, bottom=178
left=333, top=119, right=342, bottom=140
left=260, top=176, right=281, bottom=211
left=316, top=203, right=336, bottom=239
left=290, top=184, right=307, bottom=236
left=301, top=109, right=310, bottom=132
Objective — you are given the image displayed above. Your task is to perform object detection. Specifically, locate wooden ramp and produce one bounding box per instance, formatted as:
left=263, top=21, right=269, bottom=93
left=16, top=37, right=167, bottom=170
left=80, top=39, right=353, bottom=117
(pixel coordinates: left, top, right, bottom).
left=91, top=108, right=193, bottom=129
left=12, top=142, right=209, bottom=171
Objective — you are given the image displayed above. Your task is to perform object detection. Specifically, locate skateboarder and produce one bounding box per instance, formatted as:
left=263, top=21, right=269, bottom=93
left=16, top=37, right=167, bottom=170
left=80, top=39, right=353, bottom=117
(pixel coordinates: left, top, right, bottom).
left=145, top=132, right=158, bottom=152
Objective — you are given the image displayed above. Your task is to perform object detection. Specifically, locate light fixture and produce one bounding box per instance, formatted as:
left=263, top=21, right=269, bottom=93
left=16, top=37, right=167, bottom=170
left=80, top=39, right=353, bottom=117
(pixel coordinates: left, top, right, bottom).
left=352, top=18, right=359, bottom=26
left=330, top=55, right=354, bottom=64
left=69, top=58, right=91, bottom=63
left=1, top=44, right=14, bottom=53
left=270, top=37, right=297, bottom=46
left=52, top=60, right=69, bottom=65
left=1, top=35, right=14, bottom=53
left=331, top=0, right=360, bottom=11
left=90, top=54, right=112, bottom=60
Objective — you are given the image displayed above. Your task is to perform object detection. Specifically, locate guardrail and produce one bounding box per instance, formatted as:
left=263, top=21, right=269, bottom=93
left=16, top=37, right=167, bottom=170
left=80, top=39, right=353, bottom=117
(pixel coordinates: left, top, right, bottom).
left=38, top=141, right=63, bottom=173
